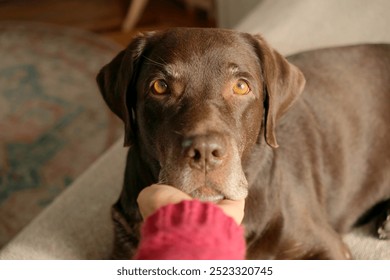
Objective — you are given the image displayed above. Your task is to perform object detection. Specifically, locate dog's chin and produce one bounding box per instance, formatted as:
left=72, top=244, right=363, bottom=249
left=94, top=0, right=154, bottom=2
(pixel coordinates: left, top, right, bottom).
left=188, top=180, right=248, bottom=202
left=189, top=187, right=225, bottom=202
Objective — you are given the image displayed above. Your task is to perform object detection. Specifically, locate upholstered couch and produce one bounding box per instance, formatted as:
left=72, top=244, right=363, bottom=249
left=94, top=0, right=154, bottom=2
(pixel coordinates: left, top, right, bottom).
left=1, top=0, right=389, bottom=259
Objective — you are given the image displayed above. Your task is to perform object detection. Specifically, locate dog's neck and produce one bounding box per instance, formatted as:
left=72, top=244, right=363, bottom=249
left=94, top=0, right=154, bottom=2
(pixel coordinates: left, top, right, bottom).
left=242, top=139, right=285, bottom=256
left=119, top=143, right=160, bottom=217
left=243, top=138, right=275, bottom=185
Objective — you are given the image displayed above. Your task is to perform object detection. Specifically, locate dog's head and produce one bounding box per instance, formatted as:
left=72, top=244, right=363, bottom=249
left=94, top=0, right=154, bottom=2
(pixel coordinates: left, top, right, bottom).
left=97, top=28, right=305, bottom=201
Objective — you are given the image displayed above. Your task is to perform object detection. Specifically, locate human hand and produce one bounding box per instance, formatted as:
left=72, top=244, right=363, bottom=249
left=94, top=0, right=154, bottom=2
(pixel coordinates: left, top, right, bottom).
left=137, top=184, right=245, bottom=224
left=137, top=184, right=192, bottom=220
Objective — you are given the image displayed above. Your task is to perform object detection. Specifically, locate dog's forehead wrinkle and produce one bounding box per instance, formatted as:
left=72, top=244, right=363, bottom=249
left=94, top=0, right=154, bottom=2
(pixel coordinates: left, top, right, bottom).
left=147, top=45, right=257, bottom=86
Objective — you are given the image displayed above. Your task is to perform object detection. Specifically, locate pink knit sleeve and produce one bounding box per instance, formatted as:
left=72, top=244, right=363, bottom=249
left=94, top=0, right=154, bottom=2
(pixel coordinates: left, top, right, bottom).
left=134, top=200, right=246, bottom=260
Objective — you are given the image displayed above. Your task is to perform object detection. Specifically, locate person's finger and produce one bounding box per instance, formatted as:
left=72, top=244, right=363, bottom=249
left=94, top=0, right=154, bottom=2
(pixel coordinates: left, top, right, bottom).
left=216, top=199, right=245, bottom=224
left=137, top=184, right=192, bottom=219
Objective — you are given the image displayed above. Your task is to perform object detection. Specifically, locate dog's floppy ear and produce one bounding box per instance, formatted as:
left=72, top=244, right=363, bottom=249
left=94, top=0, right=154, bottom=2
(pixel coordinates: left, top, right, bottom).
left=250, top=34, right=306, bottom=148
left=96, top=33, right=150, bottom=146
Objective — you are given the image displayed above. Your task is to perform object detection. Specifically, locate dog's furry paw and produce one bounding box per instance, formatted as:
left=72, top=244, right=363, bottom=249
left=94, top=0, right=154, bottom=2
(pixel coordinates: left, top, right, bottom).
left=377, top=207, right=390, bottom=240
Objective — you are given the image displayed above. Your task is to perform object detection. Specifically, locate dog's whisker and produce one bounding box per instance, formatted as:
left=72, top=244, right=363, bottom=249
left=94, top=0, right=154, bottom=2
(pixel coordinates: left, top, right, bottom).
left=142, top=56, right=166, bottom=67
left=173, top=130, right=183, bottom=136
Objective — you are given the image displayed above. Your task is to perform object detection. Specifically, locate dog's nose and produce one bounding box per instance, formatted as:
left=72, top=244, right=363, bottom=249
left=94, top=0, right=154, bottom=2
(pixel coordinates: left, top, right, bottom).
left=182, top=134, right=226, bottom=171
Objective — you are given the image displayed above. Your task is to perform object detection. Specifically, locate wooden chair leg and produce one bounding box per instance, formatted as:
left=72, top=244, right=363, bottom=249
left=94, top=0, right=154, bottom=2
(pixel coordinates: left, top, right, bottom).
left=122, top=0, right=149, bottom=32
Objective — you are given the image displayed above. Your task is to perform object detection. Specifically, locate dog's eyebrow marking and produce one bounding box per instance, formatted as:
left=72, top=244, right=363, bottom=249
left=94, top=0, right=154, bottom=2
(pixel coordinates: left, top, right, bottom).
left=143, top=55, right=182, bottom=79
left=229, top=63, right=253, bottom=80
left=229, top=64, right=240, bottom=75
left=164, top=64, right=181, bottom=79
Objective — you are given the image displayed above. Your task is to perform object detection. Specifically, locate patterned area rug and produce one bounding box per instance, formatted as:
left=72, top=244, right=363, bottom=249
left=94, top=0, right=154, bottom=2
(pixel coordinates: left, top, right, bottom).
left=0, top=22, right=123, bottom=247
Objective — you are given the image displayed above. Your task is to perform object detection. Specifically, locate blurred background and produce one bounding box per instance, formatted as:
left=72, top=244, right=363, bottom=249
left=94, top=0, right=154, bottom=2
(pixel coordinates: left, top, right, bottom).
left=0, top=0, right=262, bottom=46
left=0, top=0, right=261, bottom=249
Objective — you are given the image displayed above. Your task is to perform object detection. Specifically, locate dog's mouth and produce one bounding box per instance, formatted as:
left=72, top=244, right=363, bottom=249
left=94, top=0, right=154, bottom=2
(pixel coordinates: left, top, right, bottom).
left=189, top=185, right=226, bottom=202
left=158, top=166, right=248, bottom=202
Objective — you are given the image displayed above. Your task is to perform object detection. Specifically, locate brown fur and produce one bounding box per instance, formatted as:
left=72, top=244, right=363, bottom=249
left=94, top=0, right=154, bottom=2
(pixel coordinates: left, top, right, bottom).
left=97, top=28, right=390, bottom=259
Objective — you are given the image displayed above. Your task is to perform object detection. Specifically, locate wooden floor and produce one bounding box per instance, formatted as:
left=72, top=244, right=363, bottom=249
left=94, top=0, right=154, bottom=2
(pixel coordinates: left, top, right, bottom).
left=0, top=0, right=215, bottom=46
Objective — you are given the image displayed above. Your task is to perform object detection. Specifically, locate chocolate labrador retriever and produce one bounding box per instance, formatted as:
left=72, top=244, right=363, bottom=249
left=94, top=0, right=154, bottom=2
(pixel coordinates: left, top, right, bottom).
left=97, top=28, right=390, bottom=259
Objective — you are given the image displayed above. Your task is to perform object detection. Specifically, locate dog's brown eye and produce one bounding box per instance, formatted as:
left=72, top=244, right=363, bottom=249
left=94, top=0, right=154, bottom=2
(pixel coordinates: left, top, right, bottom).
left=233, top=79, right=250, bottom=95
left=152, top=80, right=168, bottom=95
